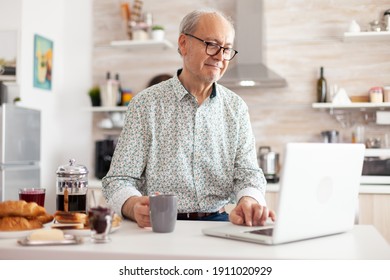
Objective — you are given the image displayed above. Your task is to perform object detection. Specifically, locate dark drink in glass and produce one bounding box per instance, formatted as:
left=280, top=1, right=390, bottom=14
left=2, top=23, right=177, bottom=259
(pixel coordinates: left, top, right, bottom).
left=88, top=206, right=114, bottom=243
left=19, top=188, right=46, bottom=207
left=56, top=193, right=87, bottom=213
left=88, top=206, right=113, bottom=233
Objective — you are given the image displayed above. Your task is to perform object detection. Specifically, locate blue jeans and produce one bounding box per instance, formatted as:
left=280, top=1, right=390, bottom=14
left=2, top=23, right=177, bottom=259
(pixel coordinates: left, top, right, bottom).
left=199, top=211, right=229, bottom=221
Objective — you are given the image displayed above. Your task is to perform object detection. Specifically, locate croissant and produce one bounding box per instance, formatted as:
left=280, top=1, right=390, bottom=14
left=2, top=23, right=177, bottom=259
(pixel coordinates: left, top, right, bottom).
left=35, top=213, right=54, bottom=224
left=0, top=216, right=43, bottom=231
left=0, top=200, right=46, bottom=218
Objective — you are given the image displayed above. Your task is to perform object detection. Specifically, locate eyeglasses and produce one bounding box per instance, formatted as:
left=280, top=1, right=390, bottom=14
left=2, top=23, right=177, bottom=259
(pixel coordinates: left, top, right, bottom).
left=184, top=33, right=238, bottom=61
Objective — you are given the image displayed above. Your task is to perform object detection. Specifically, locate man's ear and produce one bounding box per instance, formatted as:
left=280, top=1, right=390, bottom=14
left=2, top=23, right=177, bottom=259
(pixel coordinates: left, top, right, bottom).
left=177, top=33, right=187, bottom=56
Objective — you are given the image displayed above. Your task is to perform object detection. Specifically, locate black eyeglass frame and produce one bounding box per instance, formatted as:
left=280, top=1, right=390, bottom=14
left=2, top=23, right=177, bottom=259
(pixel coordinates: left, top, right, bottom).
left=184, top=33, right=238, bottom=61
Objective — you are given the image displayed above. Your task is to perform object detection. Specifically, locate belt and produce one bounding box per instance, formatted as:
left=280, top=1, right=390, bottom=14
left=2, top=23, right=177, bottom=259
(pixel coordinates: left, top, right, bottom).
left=177, top=208, right=225, bottom=220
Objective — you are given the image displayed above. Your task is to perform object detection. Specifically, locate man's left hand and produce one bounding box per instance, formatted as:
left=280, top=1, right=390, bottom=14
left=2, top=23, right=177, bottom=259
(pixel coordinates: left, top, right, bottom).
left=229, top=196, right=276, bottom=226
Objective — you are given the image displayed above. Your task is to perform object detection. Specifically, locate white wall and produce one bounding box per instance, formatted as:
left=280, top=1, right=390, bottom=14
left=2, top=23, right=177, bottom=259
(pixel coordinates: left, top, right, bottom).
left=0, top=0, right=21, bottom=79
left=0, top=0, right=93, bottom=213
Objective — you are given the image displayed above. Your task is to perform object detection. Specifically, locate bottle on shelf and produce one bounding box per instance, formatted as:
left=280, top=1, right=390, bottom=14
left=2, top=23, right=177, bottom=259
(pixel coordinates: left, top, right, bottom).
left=121, top=88, right=133, bottom=106
left=317, top=66, right=327, bottom=103
left=100, top=71, right=119, bottom=107
left=115, top=73, right=123, bottom=106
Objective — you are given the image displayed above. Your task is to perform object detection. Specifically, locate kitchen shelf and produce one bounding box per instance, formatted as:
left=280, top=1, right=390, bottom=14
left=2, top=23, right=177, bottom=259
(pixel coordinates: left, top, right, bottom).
left=343, top=31, right=390, bottom=42
left=96, top=39, right=174, bottom=51
left=312, top=103, right=390, bottom=127
left=0, top=75, right=16, bottom=81
left=312, top=102, right=390, bottom=111
left=365, top=148, right=390, bottom=157
left=85, top=106, right=127, bottom=112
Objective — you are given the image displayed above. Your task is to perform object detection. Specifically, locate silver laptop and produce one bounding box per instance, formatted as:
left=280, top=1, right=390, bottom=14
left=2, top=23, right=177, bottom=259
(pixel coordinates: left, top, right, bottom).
left=202, top=143, right=366, bottom=245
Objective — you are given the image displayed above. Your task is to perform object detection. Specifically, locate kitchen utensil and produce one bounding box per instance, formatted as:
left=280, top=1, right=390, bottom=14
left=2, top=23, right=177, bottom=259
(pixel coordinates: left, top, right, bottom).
left=370, top=20, right=381, bottom=32
left=383, top=9, right=390, bottom=31
left=257, top=146, right=280, bottom=183
left=321, top=130, right=339, bottom=143
left=365, top=137, right=381, bottom=148
left=56, top=159, right=89, bottom=213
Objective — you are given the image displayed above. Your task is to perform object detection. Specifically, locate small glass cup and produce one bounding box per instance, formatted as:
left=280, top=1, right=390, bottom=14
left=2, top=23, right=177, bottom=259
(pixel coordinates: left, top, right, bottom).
left=18, top=188, right=46, bottom=207
left=88, top=206, right=114, bottom=243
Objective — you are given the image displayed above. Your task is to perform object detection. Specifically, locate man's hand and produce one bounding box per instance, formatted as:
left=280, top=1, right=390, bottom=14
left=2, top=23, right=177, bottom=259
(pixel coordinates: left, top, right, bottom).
left=229, top=196, right=276, bottom=226
left=121, top=196, right=151, bottom=228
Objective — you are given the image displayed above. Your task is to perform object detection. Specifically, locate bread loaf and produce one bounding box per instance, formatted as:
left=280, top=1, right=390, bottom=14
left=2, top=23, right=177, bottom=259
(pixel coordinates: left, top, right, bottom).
left=51, top=223, right=85, bottom=230
left=0, top=200, right=46, bottom=218
left=54, top=211, right=88, bottom=224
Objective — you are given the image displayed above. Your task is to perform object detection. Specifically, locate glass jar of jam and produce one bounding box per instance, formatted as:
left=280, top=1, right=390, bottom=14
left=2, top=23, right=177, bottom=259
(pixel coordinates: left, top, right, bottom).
left=369, top=87, right=383, bottom=103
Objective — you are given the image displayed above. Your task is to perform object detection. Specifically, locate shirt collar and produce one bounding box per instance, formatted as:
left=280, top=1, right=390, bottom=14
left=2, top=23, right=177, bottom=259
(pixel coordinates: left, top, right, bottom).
left=175, top=69, right=217, bottom=100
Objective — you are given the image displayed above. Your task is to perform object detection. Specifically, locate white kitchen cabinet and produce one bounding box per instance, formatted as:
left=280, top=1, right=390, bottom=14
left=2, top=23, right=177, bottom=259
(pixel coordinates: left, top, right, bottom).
left=359, top=193, right=390, bottom=244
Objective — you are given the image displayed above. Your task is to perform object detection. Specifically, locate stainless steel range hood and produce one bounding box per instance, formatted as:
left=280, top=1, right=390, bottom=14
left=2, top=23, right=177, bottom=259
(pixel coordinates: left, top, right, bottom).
left=220, top=0, right=287, bottom=88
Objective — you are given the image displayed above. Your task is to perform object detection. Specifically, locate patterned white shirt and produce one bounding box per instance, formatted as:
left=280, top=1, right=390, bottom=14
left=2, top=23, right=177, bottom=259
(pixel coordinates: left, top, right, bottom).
left=102, top=71, right=267, bottom=217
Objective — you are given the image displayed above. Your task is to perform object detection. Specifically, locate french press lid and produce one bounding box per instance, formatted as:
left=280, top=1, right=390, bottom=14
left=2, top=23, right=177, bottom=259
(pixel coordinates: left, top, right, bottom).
left=56, top=159, right=89, bottom=177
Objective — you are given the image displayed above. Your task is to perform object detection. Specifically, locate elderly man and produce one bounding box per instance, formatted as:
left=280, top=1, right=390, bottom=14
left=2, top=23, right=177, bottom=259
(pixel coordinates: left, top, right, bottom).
left=102, top=8, right=276, bottom=228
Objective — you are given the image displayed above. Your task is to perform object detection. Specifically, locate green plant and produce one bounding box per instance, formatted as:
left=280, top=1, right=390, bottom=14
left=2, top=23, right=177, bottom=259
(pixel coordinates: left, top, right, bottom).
left=152, top=25, right=164, bottom=31
left=13, top=97, right=21, bottom=104
left=88, top=86, right=101, bottom=106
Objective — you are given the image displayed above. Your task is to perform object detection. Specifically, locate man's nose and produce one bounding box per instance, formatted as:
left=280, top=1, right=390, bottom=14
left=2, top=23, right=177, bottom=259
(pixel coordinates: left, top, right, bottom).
left=213, top=48, right=225, bottom=61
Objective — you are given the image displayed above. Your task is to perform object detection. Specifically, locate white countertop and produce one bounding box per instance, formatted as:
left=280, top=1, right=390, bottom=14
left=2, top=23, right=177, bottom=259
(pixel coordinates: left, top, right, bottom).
left=1, top=221, right=389, bottom=260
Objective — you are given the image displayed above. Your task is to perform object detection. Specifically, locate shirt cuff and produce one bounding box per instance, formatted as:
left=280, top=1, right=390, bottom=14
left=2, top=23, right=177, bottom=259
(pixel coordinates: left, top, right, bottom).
left=236, top=187, right=267, bottom=207
left=108, top=187, right=142, bottom=219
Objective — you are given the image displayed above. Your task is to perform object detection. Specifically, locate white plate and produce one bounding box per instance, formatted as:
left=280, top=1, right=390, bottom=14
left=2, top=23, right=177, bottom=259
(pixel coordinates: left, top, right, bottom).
left=0, top=223, right=53, bottom=239
left=0, top=229, right=37, bottom=239
left=55, top=224, right=121, bottom=237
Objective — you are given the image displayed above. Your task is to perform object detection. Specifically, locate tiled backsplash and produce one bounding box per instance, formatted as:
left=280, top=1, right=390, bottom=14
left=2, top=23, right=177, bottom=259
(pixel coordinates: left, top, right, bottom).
left=92, top=0, right=390, bottom=158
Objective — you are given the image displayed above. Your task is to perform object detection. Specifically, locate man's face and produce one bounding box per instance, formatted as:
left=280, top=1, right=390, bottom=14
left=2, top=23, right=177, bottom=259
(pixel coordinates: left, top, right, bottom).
left=180, top=14, right=235, bottom=85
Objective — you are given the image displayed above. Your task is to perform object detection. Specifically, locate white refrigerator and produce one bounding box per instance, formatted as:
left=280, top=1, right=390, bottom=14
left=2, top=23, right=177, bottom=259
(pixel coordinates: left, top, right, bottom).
left=0, top=103, right=41, bottom=201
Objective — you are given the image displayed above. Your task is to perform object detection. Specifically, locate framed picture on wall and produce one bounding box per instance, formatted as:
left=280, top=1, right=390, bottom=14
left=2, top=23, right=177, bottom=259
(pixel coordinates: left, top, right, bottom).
left=33, top=34, right=53, bottom=90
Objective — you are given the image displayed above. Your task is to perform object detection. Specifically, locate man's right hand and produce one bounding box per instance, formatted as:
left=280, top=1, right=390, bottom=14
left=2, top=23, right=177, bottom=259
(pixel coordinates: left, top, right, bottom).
left=121, top=196, right=151, bottom=228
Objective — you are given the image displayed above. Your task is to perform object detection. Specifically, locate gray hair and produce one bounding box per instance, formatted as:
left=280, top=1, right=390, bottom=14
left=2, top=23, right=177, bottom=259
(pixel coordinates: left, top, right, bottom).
left=179, top=8, right=235, bottom=35
left=178, top=9, right=235, bottom=55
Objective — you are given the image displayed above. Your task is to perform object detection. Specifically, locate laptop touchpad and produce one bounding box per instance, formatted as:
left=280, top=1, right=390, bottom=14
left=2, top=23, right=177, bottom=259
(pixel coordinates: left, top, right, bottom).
left=246, top=228, right=274, bottom=236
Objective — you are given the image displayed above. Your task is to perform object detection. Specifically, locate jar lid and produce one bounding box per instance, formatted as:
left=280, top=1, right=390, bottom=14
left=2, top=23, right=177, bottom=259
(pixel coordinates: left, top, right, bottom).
left=56, top=159, right=89, bottom=176
left=369, top=86, right=383, bottom=92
